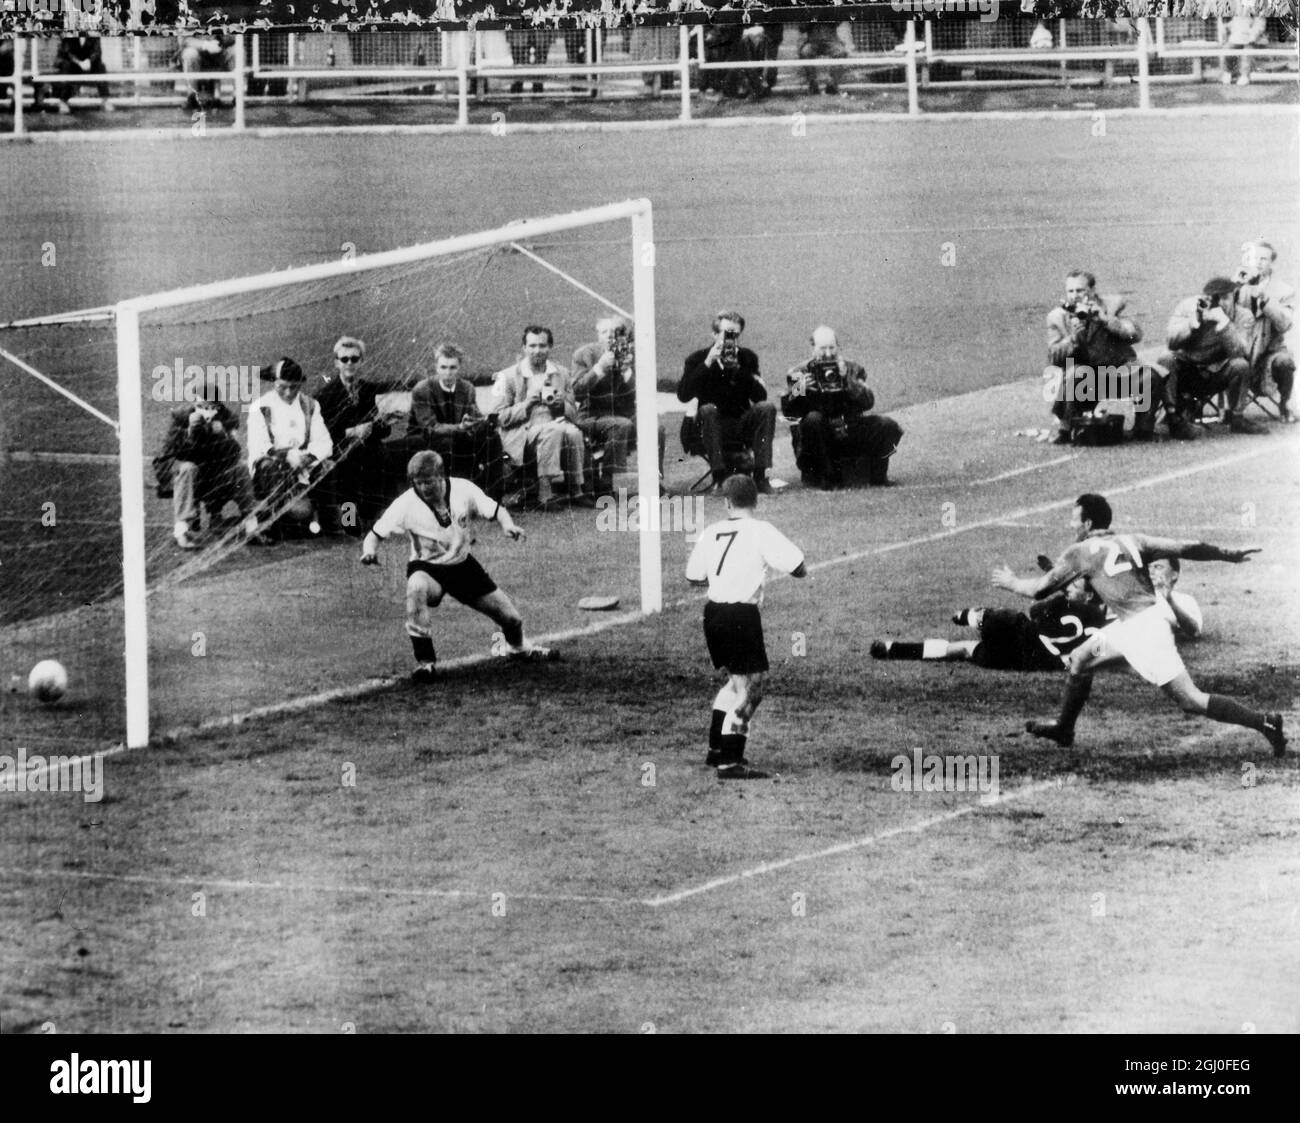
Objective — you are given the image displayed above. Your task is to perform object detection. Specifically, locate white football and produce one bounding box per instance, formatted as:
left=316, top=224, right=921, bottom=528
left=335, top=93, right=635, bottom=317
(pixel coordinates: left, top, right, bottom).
left=28, top=659, right=68, bottom=704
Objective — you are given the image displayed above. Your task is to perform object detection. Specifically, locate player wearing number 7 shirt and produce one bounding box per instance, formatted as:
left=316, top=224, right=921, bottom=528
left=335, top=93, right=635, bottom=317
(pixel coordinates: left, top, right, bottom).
left=686, top=474, right=807, bottom=779
left=992, top=492, right=1286, bottom=756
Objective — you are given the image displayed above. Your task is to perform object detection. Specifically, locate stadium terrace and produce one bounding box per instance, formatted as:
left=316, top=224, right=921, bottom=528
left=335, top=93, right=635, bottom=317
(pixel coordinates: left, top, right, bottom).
left=891, top=0, right=1001, bottom=21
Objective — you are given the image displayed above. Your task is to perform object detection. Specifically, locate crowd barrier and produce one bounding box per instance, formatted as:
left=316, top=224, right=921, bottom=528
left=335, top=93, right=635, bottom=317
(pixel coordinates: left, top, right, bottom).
left=2, top=18, right=1295, bottom=134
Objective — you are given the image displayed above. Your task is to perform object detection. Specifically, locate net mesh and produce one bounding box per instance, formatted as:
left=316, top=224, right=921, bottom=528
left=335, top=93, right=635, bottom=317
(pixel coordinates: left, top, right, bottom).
left=0, top=225, right=635, bottom=753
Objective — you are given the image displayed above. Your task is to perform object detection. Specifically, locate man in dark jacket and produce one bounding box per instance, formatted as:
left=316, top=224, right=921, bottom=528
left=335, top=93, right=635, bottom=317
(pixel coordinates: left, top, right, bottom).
left=315, top=336, right=391, bottom=534
left=677, top=310, right=777, bottom=494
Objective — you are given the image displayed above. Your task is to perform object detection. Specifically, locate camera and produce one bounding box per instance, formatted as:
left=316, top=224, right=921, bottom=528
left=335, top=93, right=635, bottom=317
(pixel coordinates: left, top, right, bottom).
left=609, top=331, right=632, bottom=371
left=806, top=358, right=850, bottom=438
left=720, top=329, right=740, bottom=370
left=1234, top=266, right=1261, bottom=287
left=807, top=357, right=844, bottom=392
left=1062, top=299, right=1097, bottom=320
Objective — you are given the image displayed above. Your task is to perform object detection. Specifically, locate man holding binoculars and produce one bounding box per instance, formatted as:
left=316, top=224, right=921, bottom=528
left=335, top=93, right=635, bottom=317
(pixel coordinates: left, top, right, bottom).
left=781, top=326, right=903, bottom=489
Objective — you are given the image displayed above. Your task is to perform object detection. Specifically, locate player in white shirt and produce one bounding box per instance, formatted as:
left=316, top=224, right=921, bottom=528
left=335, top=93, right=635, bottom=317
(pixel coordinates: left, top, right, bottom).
left=686, top=474, right=806, bottom=779
left=361, top=451, right=556, bottom=683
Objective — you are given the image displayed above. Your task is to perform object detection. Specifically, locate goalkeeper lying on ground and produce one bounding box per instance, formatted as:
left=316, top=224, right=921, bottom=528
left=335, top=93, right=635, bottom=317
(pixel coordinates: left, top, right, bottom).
left=871, top=559, right=1201, bottom=672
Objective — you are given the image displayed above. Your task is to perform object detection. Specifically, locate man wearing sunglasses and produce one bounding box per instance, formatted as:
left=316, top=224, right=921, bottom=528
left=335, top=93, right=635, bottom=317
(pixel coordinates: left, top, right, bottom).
left=315, top=336, right=392, bottom=534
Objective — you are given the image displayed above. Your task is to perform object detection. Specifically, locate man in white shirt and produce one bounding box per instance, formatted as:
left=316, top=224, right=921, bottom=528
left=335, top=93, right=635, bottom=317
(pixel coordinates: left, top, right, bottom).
left=686, top=474, right=807, bottom=779
left=491, top=325, right=593, bottom=510
left=361, top=451, right=556, bottom=683
left=247, top=358, right=334, bottom=539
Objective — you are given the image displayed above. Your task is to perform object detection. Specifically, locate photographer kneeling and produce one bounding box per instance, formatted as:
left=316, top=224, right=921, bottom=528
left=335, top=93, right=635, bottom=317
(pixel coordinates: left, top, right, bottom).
left=781, top=326, right=903, bottom=489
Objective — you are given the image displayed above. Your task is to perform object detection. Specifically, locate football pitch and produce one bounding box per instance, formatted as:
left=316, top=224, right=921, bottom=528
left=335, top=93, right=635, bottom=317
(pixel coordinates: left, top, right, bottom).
left=0, top=113, right=1298, bottom=1034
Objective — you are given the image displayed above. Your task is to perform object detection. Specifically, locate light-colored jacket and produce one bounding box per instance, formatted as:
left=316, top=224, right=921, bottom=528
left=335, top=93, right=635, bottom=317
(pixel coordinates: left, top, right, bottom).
left=490, top=358, right=579, bottom=463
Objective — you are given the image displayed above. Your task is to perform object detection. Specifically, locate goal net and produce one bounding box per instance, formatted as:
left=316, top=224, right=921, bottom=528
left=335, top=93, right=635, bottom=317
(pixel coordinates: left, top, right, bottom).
left=0, top=200, right=660, bottom=754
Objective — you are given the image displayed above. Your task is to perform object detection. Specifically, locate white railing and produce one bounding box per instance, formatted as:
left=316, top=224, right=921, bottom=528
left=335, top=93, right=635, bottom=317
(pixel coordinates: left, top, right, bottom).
left=3, top=20, right=1295, bottom=135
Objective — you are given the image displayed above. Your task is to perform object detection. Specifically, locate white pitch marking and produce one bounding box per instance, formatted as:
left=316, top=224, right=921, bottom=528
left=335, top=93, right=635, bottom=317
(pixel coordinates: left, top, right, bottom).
left=0, top=778, right=1073, bottom=910
left=641, top=778, right=1068, bottom=907
left=969, top=454, right=1079, bottom=485
left=0, top=866, right=630, bottom=907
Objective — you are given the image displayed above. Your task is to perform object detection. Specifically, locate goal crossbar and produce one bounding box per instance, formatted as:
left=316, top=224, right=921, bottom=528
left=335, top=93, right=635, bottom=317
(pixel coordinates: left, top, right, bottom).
left=113, top=199, right=661, bottom=749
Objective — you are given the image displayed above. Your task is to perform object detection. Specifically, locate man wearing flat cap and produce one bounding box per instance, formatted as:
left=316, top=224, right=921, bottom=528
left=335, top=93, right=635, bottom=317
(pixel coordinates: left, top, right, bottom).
left=1158, top=276, right=1266, bottom=438
left=247, top=358, right=334, bottom=536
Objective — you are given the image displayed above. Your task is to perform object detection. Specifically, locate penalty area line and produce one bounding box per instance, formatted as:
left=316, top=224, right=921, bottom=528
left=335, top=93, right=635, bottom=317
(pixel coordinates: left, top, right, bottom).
left=642, top=777, right=1073, bottom=908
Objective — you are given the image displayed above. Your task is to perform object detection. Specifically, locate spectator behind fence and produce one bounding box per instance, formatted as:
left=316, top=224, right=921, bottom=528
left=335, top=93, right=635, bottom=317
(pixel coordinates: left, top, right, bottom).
left=406, top=343, right=507, bottom=499
left=1044, top=270, right=1159, bottom=444
left=180, top=22, right=237, bottom=112
left=677, top=310, right=777, bottom=495
left=799, top=22, right=849, bottom=96
left=1221, top=14, right=1267, bottom=85
left=492, top=326, right=592, bottom=510
left=780, top=325, right=903, bottom=489
left=1158, top=277, right=1265, bottom=438
left=1236, top=240, right=1295, bottom=423
left=571, top=315, right=666, bottom=484
left=247, top=358, right=334, bottom=539
left=50, top=33, right=114, bottom=115
left=153, top=379, right=259, bottom=550
left=314, top=336, right=392, bottom=534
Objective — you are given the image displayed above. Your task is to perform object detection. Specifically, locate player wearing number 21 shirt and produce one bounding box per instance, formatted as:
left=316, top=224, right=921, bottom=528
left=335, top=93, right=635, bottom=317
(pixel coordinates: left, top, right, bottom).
left=993, top=492, right=1286, bottom=756
left=686, top=474, right=806, bottom=780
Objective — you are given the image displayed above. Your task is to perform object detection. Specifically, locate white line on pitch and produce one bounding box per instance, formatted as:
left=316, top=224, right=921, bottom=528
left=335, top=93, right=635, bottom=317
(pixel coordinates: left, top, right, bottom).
left=0, top=866, right=631, bottom=907
left=643, top=778, right=1070, bottom=907
left=970, top=454, right=1079, bottom=485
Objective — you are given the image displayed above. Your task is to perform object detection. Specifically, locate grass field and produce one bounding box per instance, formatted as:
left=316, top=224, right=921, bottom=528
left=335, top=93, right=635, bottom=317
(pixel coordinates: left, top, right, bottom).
left=1, top=111, right=1298, bottom=1034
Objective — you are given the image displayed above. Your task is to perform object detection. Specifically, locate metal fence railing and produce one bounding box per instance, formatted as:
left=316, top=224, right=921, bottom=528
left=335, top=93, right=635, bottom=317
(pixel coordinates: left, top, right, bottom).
left=3, top=19, right=1295, bottom=134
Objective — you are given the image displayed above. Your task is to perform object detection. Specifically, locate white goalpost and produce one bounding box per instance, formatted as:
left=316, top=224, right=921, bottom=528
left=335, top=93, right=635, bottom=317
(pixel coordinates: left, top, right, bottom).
left=110, top=199, right=661, bottom=749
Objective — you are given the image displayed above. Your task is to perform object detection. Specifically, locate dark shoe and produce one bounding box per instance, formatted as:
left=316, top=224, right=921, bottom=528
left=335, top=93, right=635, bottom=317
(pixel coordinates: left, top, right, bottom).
left=717, top=762, right=769, bottom=780
left=754, top=476, right=774, bottom=496
left=1228, top=413, right=1268, bottom=435
left=705, top=749, right=723, bottom=766
left=1026, top=719, right=1074, bottom=747
left=1051, top=429, right=1073, bottom=445
left=1263, top=713, right=1287, bottom=758
left=1169, top=416, right=1203, bottom=441
left=568, top=493, right=598, bottom=509
left=870, top=640, right=890, bottom=660
left=411, top=664, right=438, bottom=685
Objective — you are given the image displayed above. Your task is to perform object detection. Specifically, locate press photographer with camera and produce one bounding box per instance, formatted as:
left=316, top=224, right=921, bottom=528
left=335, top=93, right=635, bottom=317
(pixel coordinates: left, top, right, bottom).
left=571, top=316, right=666, bottom=484
left=491, top=325, right=593, bottom=510
left=1044, top=270, right=1158, bottom=444
left=677, top=310, right=778, bottom=494
left=1159, top=276, right=1264, bottom=438
left=780, top=326, right=904, bottom=489
left=1234, top=240, right=1295, bottom=424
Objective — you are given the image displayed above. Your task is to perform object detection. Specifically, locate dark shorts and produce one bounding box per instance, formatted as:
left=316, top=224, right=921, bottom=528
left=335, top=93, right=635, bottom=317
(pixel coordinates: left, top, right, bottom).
left=971, top=609, right=1062, bottom=673
left=407, top=555, right=497, bottom=605
left=703, top=601, right=768, bottom=674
